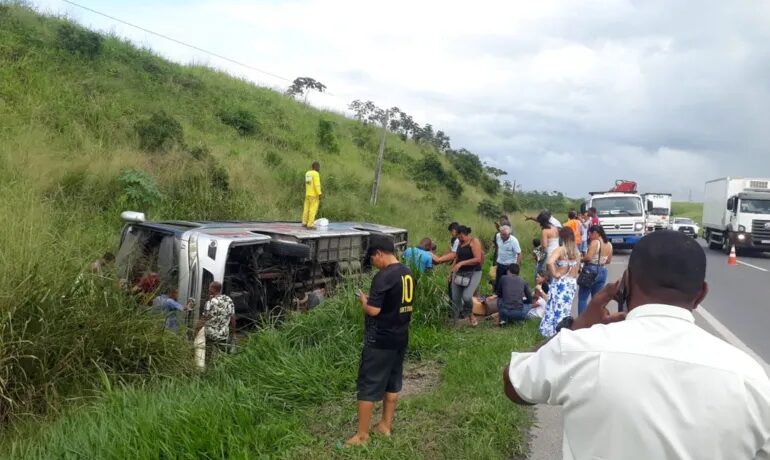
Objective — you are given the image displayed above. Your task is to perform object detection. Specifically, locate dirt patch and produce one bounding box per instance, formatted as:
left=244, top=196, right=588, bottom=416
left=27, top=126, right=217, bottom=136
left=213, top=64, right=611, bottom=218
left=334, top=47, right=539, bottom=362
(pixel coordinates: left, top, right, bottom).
left=399, top=360, right=441, bottom=398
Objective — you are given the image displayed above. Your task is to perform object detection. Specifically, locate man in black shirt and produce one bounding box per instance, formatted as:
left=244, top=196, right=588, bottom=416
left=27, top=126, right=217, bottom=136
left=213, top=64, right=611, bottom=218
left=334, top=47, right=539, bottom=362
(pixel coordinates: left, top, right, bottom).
left=346, top=234, right=414, bottom=447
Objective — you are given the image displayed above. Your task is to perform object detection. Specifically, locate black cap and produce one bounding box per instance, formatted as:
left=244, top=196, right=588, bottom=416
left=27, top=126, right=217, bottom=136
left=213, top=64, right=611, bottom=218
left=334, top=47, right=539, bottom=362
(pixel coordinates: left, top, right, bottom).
left=367, top=234, right=396, bottom=256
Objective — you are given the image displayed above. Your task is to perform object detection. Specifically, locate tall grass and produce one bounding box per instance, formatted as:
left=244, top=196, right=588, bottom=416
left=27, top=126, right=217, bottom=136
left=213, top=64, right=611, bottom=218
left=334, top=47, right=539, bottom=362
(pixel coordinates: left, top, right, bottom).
left=6, top=270, right=541, bottom=460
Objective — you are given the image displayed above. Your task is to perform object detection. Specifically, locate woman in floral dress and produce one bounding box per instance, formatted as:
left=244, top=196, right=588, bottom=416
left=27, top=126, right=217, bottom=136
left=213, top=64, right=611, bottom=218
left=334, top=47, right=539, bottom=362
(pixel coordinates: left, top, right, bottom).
left=540, top=227, right=580, bottom=337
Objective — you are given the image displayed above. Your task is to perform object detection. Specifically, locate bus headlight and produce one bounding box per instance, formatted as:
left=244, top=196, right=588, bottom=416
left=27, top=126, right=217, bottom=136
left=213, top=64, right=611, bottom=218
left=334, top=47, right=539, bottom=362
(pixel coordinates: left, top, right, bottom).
left=634, top=222, right=644, bottom=231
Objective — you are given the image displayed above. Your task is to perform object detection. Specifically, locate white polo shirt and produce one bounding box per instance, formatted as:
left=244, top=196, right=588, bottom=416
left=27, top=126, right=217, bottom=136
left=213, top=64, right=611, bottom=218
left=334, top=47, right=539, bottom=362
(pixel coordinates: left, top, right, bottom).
left=509, top=304, right=770, bottom=460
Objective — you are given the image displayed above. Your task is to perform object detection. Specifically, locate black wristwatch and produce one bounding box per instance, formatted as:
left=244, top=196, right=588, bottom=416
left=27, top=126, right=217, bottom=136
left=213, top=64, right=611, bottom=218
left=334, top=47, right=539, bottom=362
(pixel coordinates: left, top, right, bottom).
left=555, top=316, right=574, bottom=333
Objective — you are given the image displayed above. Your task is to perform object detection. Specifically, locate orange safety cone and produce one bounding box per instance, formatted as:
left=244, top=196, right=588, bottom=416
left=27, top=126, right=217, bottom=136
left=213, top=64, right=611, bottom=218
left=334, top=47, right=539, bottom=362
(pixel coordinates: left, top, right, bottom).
left=728, top=245, right=738, bottom=266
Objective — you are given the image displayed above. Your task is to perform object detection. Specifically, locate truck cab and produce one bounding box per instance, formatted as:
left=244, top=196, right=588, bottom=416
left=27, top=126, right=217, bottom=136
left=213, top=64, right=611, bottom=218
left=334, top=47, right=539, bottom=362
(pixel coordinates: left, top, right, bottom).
left=703, top=178, right=770, bottom=253
left=643, top=193, right=673, bottom=232
left=115, top=212, right=408, bottom=329
left=584, top=192, right=649, bottom=249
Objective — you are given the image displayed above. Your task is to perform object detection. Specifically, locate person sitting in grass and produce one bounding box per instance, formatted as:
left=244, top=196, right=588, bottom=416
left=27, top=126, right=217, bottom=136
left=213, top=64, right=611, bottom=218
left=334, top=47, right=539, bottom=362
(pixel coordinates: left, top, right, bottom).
left=346, top=234, right=414, bottom=447
left=495, top=264, right=533, bottom=327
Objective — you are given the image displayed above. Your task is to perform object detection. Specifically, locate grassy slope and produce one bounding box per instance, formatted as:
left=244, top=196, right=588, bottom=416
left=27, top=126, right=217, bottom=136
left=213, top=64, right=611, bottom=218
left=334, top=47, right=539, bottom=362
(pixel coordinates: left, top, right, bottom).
left=0, top=4, right=544, bottom=458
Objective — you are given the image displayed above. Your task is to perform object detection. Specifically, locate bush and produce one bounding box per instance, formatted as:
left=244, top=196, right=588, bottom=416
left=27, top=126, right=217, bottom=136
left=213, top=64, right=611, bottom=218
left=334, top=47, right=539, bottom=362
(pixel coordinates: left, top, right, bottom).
left=477, top=199, right=501, bottom=220
left=134, top=111, right=184, bottom=152
left=481, top=175, right=501, bottom=195
left=414, top=153, right=464, bottom=199
left=447, top=149, right=484, bottom=184
left=218, top=107, right=259, bottom=136
left=209, top=162, right=230, bottom=192
left=263, top=150, right=283, bottom=169
left=187, top=144, right=211, bottom=161
left=118, top=169, right=163, bottom=210
left=351, top=123, right=377, bottom=151
left=56, top=23, right=102, bottom=58
left=502, top=192, right=520, bottom=212
left=317, top=119, right=340, bottom=154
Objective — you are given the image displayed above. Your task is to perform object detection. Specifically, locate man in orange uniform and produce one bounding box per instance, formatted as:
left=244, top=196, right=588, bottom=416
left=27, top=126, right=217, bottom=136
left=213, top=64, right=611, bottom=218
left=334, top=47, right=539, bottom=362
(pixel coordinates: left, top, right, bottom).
left=565, top=210, right=583, bottom=249
left=302, top=161, right=322, bottom=228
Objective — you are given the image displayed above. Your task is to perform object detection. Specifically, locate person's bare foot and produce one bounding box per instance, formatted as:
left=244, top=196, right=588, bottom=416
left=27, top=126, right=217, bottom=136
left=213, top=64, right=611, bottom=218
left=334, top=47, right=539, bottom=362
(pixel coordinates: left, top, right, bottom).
left=344, top=433, right=370, bottom=446
left=373, top=423, right=391, bottom=437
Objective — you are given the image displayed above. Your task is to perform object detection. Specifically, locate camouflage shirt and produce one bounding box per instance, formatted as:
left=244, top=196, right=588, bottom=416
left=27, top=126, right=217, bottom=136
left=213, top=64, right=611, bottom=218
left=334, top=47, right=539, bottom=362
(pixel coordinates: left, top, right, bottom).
left=203, top=294, right=234, bottom=342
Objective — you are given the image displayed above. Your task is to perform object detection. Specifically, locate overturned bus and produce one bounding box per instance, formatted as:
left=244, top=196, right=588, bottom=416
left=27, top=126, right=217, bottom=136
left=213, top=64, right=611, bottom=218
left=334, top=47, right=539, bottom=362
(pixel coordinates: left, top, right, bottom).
left=115, top=211, right=408, bottom=328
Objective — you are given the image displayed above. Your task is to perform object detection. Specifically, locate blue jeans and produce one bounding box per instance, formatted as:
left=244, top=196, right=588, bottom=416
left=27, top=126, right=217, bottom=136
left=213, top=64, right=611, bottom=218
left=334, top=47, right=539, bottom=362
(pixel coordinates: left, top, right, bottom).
left=577, top=265, right=608, bottom=315
left=499, top=303, right=532, bottom=322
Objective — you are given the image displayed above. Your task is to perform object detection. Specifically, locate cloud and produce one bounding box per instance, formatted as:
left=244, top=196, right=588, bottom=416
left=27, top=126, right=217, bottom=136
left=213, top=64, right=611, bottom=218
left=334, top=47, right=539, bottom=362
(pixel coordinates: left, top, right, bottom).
left=33, top=0, right=770, bottom=200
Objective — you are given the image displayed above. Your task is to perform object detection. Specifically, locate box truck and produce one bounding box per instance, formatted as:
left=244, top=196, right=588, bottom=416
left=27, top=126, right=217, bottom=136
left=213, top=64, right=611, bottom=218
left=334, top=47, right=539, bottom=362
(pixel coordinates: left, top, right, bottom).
left=703, top=177, right=770, bottom=253
left=643, top=193, right=673, bottom=231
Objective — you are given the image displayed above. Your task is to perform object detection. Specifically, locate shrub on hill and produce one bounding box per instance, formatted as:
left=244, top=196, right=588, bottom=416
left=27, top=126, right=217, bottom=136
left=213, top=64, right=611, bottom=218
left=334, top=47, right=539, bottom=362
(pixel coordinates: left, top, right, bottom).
left=134, top=111, right=184, bottom=152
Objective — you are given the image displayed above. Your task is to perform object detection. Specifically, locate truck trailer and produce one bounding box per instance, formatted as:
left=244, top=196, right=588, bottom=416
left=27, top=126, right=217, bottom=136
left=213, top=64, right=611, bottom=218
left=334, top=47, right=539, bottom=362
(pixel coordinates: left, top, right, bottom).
left=703, top=177, right=770, bottom=253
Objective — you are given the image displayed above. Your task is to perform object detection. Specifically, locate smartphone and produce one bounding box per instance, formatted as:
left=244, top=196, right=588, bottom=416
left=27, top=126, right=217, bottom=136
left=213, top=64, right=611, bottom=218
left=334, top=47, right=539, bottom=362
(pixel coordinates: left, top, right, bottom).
left=615, top=276, right=629, bottom=312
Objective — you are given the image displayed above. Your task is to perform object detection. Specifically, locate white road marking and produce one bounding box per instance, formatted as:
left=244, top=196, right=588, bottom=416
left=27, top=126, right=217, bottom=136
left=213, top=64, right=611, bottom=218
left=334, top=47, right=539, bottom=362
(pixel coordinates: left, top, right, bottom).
left=696, top=304, right=770, bottom=376
left=737, top=260, right=769, bottom=272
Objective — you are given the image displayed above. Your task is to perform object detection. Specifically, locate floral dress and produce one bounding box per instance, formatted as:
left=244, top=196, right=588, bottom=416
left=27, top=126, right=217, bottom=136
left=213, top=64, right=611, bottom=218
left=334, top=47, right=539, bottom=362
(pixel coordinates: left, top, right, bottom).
left=539, top=260, right=578, bottom=338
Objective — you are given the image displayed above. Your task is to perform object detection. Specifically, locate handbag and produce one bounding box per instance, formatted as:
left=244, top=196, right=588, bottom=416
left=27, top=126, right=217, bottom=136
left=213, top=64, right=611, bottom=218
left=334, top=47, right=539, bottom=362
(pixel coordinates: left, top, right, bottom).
left=453, top=273, right=472, bottom=287
left=577, top=241, right=602, bottom=288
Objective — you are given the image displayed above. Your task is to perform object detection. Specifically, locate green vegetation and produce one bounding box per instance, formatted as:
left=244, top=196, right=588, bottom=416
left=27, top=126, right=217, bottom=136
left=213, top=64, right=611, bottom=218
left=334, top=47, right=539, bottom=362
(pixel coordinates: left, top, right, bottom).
left=6, top=275, right=542, bottom=459
left=672, top=202, right=703, bottom=224
left=0, top=3, right=552, bottom=457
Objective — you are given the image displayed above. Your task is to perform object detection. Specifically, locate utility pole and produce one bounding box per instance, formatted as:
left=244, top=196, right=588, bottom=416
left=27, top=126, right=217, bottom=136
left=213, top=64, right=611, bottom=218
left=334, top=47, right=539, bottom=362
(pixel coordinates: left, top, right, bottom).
left=689, top=188, right=692, bottom=202
left=370, top=111, right=389, bottom=206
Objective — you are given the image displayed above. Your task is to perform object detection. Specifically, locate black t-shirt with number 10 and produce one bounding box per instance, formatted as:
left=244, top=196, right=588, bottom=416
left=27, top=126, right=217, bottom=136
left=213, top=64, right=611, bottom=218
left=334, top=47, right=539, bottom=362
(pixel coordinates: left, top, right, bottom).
left=365, top=263, right=415, bottom=350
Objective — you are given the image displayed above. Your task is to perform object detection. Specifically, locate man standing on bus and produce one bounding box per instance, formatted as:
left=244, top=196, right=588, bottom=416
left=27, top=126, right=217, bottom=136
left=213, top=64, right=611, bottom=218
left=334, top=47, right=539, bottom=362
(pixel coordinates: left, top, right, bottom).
left=302, top=161, right=322, bottom=229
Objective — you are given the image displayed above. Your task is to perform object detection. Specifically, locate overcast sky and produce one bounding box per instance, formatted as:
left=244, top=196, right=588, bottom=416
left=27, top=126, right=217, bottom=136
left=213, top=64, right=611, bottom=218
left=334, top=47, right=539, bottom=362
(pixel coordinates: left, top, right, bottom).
left=32, top=0, right=770, bottom=200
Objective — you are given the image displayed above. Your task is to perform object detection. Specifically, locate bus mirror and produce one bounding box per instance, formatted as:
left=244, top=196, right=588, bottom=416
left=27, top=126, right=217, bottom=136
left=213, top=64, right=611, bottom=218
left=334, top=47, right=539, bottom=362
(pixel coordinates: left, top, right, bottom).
left=580, top=203, right=586, bottom=213
left=727, top=198, right=734, bottom=211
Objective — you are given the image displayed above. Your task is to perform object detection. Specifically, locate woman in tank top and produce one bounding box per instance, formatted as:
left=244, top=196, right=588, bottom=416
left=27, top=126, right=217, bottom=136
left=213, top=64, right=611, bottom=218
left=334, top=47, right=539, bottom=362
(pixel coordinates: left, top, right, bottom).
left=577, top=225, right=614, bottom=314
left=450, top=225, right=483, bottom=326
left=540, top=227, right=580, bottom=337
left=537, top=212, right=560, bottom=258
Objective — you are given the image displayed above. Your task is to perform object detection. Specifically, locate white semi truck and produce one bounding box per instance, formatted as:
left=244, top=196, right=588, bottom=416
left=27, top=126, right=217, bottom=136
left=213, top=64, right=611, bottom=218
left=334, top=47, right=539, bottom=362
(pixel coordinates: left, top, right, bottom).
left=643, top=193, right=672, bottom=232
left=703, top=177, right=770, bottom=253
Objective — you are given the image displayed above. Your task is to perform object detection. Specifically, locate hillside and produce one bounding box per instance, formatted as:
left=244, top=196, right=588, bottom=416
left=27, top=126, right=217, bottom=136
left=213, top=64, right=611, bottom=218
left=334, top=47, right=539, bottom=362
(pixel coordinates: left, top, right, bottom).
left=0, top=4, right=555, bottom=457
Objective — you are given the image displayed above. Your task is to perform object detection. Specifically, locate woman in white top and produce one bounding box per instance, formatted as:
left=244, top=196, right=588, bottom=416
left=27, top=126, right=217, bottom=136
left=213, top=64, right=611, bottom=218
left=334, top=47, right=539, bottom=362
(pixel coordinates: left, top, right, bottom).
left=537, top=212, right=560, bottom=258
left=577, top=225, right=613, bottom=315
left=540, top=227, right=581, bottom=337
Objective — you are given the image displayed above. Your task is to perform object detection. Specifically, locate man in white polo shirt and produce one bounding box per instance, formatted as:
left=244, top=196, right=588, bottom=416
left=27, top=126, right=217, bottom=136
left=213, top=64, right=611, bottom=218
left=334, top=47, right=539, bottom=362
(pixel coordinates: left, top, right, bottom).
left=504, top=231, right=770, bottom=460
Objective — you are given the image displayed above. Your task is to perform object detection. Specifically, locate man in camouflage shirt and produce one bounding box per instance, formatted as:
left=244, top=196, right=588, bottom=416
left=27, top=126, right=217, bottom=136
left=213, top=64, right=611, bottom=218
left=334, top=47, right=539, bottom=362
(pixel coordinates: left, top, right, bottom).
left=198, top=281, right=235, bottom=366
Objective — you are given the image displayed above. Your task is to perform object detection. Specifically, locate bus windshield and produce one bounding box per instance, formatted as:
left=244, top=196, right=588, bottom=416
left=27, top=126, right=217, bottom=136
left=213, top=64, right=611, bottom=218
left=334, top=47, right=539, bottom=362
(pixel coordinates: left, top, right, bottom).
left=649, top=207, right=670, bottom=216
left=592, top=196, right=643, bottom=217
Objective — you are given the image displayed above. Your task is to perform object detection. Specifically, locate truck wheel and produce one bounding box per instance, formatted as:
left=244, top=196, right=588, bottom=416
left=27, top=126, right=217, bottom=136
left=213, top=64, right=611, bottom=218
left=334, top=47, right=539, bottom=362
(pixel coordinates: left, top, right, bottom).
left=707, top=233, right=722, bottom=251
left=722, top=236, right=732, bottom=255
left=268, top=240, right=311, bottom=259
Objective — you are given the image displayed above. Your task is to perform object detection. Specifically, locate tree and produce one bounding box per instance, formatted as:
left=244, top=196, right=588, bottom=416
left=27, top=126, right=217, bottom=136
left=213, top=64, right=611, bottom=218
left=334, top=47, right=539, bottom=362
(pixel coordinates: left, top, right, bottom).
left=485, top=165, right=507, bottom=177
left=434, top=130, right=451, bottom=152
left=348, top=99, right=381, bottom=124
left=286, top=77, right=326, bottom=102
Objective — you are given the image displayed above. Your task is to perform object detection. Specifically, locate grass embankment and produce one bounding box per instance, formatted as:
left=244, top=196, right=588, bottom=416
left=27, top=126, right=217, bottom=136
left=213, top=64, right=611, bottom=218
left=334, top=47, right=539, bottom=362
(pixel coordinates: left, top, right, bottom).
left=0, top=2, right=557, bottom=427
left=1, top=3, right=551, bottom=454
left=6, top=272, right=542, bottom=460
left=672, top=202, right=703, bottom=224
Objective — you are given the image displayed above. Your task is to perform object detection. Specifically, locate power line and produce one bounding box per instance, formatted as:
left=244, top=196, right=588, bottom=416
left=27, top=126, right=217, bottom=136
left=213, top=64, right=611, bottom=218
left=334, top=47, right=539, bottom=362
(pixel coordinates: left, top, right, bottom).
left=60, top=0, right=295, bottom=84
